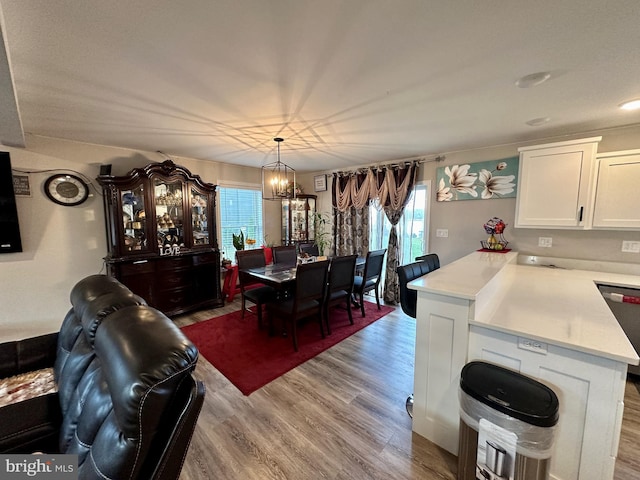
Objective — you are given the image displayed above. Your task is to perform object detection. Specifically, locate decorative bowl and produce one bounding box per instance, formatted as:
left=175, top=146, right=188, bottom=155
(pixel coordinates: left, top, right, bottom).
left=480, top=240, right=509, bottom=251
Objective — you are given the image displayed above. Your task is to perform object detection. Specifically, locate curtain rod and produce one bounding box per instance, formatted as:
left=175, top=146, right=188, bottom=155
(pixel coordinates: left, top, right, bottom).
left=331, top=154, right=445, bottom=176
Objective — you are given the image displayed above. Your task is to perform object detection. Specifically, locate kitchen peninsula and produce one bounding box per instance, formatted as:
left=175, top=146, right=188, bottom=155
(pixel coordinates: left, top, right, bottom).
left=408, top=251, right=640, bottom=480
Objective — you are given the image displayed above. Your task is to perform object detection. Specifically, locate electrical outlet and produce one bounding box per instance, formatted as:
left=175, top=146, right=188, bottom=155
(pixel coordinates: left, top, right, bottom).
left=538, top=237, right=553, bottom=248
left=518, top=337, right=548, bottom=355
left=436, top=229, right=448, bottom=238
left=622, top=241, right=640, bottom=253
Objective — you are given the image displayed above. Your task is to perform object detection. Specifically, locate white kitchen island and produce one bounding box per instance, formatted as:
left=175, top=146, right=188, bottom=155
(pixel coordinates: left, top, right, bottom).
left=408, top=251, right=640, bottom=480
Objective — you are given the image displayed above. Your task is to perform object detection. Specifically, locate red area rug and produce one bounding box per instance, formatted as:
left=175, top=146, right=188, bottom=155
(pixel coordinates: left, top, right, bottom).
left=181, top=301, right=394, bottom=395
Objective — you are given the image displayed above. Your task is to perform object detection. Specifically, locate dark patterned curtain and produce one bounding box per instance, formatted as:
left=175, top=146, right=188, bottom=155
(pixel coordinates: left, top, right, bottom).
left=379, top=164, right=418, bottom=304
left=332, top=173, right=370, bottom=256
left=332, top=162, right=418, bottom=304
left=334, top=206, right=369, bottom=256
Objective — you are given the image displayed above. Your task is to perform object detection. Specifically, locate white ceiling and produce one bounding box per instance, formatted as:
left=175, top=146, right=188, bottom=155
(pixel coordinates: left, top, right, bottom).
left=1, top=0, right=640, bottom=172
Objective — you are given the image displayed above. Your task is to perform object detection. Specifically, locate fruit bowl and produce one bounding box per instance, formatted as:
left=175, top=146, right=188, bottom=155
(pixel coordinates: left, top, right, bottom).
left=480, top=240, right=508, bottom=251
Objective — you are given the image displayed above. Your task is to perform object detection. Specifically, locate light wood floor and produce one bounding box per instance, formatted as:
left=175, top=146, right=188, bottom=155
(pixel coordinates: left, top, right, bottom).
left=174, top=297, right=640, bottom=480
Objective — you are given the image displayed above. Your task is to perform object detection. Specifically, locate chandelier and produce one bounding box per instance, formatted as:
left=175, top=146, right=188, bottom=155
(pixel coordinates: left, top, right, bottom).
left=262, top=137, right=296, bottom=200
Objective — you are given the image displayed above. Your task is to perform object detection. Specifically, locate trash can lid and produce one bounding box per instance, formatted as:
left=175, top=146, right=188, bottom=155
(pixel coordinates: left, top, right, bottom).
left=460, top=361, right=559, bottom=427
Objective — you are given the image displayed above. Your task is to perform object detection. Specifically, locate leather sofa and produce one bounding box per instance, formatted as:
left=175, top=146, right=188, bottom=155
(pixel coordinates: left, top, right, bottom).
left=0, top=274, right=205, bottom=480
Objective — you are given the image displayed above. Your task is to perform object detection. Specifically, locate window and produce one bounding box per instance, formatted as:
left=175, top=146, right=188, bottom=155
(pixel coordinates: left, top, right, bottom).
left=369, top=182, right=430, bottom=265
left=218, top=185, right=263, bottom=259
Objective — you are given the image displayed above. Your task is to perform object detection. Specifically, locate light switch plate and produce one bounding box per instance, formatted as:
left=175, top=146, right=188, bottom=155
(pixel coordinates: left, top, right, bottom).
left=622, top=241, right=640, bottom=253
left=538, top=237, right=553, bottom=247
left=436, top=229, right=448, bottom=238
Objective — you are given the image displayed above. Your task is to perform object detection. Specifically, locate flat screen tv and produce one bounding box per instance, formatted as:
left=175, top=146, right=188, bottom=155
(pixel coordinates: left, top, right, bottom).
left=0, top=151, right=23, bottom=253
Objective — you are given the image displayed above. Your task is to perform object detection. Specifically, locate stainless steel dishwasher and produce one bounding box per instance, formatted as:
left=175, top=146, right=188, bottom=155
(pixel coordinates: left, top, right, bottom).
left=598, top=283, right=640, bottom=376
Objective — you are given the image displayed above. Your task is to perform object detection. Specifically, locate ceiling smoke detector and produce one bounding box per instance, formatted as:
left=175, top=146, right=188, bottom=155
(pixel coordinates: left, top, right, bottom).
left=526, top=117, right=551, bottom=127
left=515, top=72, right=552, bottom=88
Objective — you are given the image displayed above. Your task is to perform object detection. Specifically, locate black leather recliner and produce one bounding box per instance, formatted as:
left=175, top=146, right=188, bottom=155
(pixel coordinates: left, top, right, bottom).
left=0, top=274, right=205, bottom=480
left=396, top=253, right=441, bottom=318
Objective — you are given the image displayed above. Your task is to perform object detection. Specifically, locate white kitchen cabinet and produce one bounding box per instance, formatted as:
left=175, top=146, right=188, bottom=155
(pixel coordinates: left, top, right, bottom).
left=468, top=325, right=627, bottom=480
left=592, top=149, right=640, bottom=230
left=515, top=137, right=601, bottom=229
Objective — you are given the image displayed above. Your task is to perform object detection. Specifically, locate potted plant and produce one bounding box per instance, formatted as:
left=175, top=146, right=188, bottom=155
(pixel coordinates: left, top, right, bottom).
left=232, top=231, right=245, bottom=251
left=313, top=211, right=332, bottom=256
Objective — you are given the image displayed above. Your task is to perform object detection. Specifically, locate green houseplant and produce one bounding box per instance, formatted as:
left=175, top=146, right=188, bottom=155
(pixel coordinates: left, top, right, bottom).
left=313, top=212, right=332, bottom=256
left=232, top=231, right=245, bottom=251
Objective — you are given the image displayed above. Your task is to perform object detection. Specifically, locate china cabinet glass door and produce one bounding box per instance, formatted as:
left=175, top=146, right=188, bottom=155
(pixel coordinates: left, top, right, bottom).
left=121, top=185, right=149, bottom=253
left=191, top=186, right=210, bottom=246
left=154, top=179, right=185, bottom=249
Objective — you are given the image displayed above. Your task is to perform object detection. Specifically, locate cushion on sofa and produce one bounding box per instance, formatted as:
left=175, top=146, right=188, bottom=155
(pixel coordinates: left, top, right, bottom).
left=0, top=368, right=56, bottom=408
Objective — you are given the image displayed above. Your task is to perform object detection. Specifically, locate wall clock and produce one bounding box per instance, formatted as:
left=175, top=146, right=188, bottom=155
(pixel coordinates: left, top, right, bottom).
left=44, top=174, right=90, bottom=206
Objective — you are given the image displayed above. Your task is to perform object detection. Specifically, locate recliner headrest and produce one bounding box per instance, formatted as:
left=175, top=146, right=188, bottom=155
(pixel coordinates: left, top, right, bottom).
left=69, top=274, right=146, bottom=344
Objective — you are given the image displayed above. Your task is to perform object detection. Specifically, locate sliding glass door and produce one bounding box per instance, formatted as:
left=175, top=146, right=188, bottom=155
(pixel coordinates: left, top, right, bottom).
left=369, top=182, right=430, bottom=265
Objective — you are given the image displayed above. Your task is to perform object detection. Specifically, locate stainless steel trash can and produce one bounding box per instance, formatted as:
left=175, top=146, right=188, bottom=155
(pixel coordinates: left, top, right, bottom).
left=457, top=361, right=559, bottom=480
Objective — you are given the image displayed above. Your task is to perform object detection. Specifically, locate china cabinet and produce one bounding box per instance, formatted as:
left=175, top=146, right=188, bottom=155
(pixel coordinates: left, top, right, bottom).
left=592, top=149, right=640, bottom=229
left=281, top=194, right=316, bottom=245
left=515, top=137, right=601, bottom=229
left=97, top=160, right=223, bottom=316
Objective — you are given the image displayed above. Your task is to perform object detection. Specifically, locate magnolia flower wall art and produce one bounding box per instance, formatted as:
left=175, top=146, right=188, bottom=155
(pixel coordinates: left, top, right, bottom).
left=436, top=157, right=518, bottom=202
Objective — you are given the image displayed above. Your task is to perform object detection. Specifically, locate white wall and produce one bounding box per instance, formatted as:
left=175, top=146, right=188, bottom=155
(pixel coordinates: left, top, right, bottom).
left=0, top=134, right=273, bottom=341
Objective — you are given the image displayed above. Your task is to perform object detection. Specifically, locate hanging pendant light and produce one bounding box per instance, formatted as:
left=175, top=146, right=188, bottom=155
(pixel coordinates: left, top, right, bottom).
left=262, top=137, right=296, bottom=200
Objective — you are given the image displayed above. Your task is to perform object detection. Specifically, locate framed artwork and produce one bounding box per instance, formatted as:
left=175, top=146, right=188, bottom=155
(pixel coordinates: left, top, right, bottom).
left=436, top=156, right=519, bottom=202
left=314, top=174, right=327, bottom=192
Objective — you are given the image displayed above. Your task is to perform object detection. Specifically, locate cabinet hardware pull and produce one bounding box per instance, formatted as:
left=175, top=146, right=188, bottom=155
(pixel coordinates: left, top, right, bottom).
left=133, top=260, right=148, bottom=264
left=578, top=206, right=584, bottom=222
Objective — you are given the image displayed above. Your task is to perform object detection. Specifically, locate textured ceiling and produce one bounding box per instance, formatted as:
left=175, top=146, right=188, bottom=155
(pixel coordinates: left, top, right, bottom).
left=1, top=0, right=640, bottom=171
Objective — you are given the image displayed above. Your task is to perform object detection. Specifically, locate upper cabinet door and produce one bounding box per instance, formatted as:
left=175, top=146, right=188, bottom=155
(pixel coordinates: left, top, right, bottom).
left=515, top=137, right=601, bottom=229
left=593, top=150, right=640, bottom=230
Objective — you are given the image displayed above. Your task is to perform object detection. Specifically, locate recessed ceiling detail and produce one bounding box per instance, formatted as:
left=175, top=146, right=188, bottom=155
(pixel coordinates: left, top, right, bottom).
left=515, top=72, right=552, bottom=89
left=526, top=117, right=551, bottom=127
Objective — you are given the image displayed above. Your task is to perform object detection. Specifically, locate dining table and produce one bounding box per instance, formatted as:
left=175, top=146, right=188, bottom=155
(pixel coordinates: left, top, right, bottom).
left=243, top=256, right=365, bottom=285
left=242, top=255, right=366, bottom=305
left=244, top=263, right=298, bottom=288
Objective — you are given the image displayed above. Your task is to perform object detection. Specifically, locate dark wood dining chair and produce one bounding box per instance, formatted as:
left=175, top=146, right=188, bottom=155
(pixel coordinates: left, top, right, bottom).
left=236, top=249, right=278, bottom=329
left=324, top=254, right=358, bottom=334
left=352, top=248, right=387, bottom=317
left=299, top=243, right=319, bottom=257
left=272, top=245, right=297, bottom=266
left=267, top=260, right=329, bottom=351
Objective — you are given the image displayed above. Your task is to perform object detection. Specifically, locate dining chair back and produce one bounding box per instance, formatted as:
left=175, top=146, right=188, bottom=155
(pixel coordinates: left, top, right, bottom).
left=299, top=243, right=320, bottom=257
left=324, top=254, right=358, bottom=334
left=236, top=249, right=277, bottom=329
left=415, top=253, right=440, bottom=273
left=353, top=248, right=387, bottom=317
left=272, top=245, right=297, bottom=266
left=268, top=260, right=329, bottom=351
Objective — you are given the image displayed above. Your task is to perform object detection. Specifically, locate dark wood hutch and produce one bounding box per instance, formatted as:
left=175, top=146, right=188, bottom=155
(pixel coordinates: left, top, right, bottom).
left=97, top=160, right=224, bottom=316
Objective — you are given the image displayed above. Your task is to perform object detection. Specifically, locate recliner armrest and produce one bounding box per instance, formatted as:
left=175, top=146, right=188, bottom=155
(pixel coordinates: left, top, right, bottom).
left=0, top=333, right=58, bottom=379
